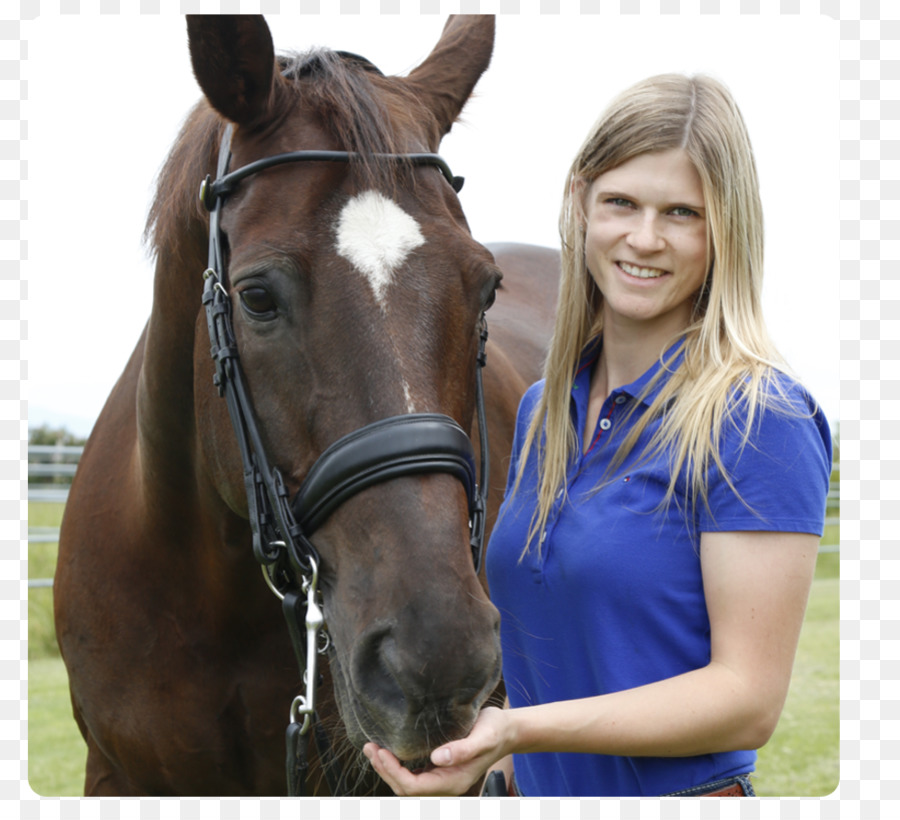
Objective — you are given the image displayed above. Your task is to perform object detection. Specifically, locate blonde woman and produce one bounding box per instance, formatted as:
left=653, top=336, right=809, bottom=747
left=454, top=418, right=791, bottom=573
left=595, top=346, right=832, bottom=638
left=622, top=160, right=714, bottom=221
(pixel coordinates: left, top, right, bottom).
left=365, top=73, right=832, bottom=797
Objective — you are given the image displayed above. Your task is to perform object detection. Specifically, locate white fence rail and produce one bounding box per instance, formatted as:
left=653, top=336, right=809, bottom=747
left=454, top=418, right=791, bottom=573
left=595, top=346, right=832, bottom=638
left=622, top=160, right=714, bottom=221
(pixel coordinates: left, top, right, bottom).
left=28, top=444, right=82, bottom=504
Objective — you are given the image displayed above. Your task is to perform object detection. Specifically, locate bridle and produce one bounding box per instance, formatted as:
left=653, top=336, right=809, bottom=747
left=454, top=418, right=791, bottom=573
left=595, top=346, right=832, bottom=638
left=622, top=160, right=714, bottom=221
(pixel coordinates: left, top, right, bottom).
left=200, top=122, right=490, bottom=795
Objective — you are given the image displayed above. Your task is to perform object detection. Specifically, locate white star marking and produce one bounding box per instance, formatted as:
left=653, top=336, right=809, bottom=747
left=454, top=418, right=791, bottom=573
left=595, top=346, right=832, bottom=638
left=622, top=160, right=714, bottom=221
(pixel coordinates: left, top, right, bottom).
left=335, top=190, right=426, bottom=309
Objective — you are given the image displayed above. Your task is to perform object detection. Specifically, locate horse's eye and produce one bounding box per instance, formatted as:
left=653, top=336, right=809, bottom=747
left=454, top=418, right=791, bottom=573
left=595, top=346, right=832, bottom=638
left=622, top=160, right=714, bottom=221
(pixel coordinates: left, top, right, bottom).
left=239, top=286, right=276, bottom=318
left=482, top=274, right=501, bottom=312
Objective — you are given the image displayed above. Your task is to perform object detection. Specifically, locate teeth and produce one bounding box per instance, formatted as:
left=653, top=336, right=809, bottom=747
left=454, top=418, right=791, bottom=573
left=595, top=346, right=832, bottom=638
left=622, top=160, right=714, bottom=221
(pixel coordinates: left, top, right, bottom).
left=620, top=262, right=665, bottom=279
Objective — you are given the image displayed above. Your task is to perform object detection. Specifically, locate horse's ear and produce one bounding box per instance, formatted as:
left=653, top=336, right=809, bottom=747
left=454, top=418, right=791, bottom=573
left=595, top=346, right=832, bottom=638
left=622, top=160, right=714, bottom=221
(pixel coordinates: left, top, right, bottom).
left=186, top=14, right=278, bottom=128
left=406, top=15, right=495, bottom=140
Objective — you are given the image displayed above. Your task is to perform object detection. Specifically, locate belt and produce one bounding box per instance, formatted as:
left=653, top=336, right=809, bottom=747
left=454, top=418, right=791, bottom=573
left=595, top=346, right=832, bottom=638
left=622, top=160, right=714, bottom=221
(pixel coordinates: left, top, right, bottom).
left=487, top=772, right=753, bottom=797
left=699, top=781, right=745, bottom=797
left=667, top=774, right=755, bottom=797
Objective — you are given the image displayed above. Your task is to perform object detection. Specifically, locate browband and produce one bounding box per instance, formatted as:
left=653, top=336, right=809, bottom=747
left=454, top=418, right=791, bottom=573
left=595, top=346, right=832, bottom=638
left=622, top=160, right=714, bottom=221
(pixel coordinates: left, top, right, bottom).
left=202, top=151, right=464, bottom=207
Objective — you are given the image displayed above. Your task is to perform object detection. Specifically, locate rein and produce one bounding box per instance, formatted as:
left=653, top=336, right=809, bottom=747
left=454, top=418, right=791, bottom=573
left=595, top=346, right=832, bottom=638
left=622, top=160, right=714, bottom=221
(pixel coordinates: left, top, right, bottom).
left=200, top=123, right=489, bottom=796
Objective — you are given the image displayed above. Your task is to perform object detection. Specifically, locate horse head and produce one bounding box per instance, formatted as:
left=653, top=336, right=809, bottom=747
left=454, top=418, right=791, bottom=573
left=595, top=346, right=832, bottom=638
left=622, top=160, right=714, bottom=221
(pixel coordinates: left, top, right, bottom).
left=185, top=15, right=502, bottom=768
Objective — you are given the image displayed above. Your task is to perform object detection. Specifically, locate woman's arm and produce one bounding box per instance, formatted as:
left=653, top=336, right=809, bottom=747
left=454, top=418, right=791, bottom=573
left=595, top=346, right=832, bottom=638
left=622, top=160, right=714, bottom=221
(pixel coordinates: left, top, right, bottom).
left=364, top=529, right=818, bottom=795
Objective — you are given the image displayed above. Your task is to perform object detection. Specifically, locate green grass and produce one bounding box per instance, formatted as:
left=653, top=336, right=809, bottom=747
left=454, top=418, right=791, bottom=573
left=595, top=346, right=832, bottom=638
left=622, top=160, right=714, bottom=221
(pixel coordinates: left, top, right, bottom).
left=28, top=503, right=840, bottom=797
left=29, top=538, right=61, bottom=661
left=28, top=657, right=87, bottom=796
left=29, top=501, right=66, bottom=529
left=822, top=522, right=838, bottom=552
left=754, top=551, right=839, bottom=796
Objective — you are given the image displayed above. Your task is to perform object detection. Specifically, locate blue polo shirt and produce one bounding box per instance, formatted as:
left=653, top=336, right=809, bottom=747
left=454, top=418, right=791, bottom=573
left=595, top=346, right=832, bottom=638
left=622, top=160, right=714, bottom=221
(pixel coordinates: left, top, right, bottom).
left=485, top=344, right=832, bottom=796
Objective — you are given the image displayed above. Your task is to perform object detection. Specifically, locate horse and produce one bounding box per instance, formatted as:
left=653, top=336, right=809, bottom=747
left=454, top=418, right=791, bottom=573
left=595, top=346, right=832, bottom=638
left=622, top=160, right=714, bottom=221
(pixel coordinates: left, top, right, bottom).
left=54, top=15, right=558, bottom=796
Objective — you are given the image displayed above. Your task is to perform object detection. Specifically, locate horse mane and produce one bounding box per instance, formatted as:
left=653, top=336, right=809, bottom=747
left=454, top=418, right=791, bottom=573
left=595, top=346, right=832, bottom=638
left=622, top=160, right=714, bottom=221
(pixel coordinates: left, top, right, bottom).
left=144, top=48, right=426, bottom=264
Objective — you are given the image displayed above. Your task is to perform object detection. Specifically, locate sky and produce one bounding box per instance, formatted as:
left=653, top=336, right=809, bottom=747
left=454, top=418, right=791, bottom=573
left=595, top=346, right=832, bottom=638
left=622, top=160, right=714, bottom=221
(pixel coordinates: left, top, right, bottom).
left=24, top=8, right=839, bottom=438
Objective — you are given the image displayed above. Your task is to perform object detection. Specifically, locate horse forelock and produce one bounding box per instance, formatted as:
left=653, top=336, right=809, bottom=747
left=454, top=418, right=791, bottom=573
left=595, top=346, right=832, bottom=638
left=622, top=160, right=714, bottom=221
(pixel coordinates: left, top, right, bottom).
left=279, top=48, right=425, bottom=158
left=279, top=48, right=432, bottom=193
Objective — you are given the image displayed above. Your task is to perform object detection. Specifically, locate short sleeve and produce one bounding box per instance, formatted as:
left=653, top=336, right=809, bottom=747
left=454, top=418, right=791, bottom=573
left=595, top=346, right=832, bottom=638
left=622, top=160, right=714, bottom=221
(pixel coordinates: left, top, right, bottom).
left=698, top=379, right=833, bottom=536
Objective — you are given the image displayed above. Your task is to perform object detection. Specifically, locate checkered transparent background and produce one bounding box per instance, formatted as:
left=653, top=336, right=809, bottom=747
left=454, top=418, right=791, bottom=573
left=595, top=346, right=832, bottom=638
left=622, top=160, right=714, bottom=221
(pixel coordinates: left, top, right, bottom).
left=4, top=0, right=891, bottom=817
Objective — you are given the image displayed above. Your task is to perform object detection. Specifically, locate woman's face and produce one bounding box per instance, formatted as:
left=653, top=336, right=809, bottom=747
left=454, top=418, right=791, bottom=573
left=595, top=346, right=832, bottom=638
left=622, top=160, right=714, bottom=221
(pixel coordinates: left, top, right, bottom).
left=582, top=148, right=710, bottom=339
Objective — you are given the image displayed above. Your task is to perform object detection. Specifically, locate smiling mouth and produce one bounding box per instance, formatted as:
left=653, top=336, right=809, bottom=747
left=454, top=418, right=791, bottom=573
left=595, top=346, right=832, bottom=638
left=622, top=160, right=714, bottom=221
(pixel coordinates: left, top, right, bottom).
left=619, top=261, right=668, bottom=280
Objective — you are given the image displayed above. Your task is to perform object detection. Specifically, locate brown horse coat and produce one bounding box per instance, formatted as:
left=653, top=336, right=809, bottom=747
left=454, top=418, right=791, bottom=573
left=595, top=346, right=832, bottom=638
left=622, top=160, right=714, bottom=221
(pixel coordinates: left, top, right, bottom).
left=54, top=15, right=557, bottom=796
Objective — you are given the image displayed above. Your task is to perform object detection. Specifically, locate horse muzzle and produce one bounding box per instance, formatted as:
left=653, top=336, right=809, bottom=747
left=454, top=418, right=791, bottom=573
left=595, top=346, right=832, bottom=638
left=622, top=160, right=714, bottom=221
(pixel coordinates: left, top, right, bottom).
left=286, top=413, right=500, bottom=764
left=341, top=605, right=502, bottom=762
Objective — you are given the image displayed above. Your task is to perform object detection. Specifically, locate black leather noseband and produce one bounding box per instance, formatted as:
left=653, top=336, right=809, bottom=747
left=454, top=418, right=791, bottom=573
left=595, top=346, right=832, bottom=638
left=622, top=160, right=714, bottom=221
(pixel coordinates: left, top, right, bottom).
left=293, top=413, right=480, bottom=536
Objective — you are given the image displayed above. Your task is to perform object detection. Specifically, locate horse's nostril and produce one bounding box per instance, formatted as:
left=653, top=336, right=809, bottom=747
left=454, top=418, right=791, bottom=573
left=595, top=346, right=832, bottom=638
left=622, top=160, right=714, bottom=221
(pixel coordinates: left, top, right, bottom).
left=351, top=616, right=500, bottom=717
left=352, top=626, right=409, bottom=714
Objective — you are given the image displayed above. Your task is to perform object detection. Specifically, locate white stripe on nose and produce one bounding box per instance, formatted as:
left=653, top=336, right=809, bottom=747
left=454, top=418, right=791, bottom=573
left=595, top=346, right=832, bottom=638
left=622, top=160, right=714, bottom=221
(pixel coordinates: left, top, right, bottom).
left=335, top=190, right=425, bottom=308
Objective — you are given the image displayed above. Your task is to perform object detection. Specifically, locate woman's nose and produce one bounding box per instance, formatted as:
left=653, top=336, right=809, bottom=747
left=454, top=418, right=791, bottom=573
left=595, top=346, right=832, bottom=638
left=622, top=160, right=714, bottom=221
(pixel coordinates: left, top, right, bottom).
left=627, top=213, right=665, bottom=253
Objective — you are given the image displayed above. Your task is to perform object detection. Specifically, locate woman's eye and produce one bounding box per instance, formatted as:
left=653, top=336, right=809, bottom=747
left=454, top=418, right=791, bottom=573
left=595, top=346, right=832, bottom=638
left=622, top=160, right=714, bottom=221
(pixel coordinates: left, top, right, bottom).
left=671, top=206, right=699, bottom=218
left=238, top=287, right=276, bottom=317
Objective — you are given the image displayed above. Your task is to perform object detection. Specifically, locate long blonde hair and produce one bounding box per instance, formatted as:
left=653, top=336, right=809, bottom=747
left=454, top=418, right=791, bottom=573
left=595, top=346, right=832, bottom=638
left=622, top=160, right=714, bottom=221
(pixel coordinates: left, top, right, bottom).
left=515, top=73, right=791, bottom=552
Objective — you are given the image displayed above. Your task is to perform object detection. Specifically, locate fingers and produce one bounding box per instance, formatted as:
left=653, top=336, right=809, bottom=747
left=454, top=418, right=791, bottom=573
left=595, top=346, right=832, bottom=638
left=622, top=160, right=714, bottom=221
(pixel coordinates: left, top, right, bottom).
left=362, top=708, right=512, bottom=796
left=362, top=744, right=408, bottom=794
left=430, top=706, right=506, bottom=768
left=362, top=743, right=480, bottom=797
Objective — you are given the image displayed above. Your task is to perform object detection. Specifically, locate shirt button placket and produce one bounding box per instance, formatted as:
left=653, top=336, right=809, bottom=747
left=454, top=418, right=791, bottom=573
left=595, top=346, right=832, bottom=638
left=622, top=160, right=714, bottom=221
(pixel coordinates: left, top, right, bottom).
left=584, top=395, right=622, bottom=456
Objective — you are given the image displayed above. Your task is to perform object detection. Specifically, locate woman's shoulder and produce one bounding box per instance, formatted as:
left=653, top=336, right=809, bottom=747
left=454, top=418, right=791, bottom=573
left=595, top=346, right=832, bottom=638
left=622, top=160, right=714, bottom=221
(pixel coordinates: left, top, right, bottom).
left=701, top=368, right=833, bottom=532
left=734, top=368, right=828, bottom=427
left=722, top=368, right=832, bottom=464
left=761, top=368, right=823, bottom=409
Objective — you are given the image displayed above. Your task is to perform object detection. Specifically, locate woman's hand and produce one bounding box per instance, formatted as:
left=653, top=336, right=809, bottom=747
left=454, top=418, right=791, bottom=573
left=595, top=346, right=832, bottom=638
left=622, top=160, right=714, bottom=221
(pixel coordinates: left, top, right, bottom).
left=363, top=706, right=511, bottom=796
